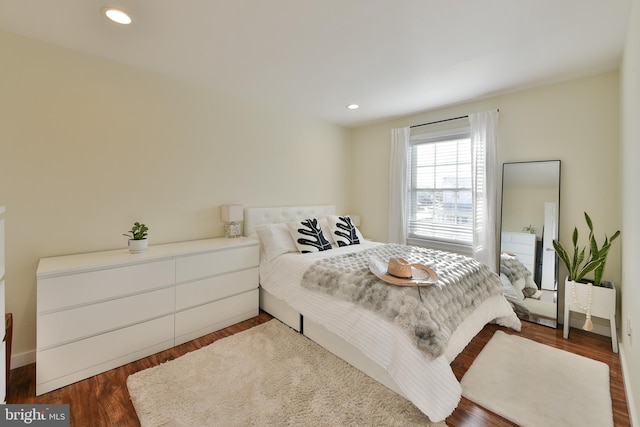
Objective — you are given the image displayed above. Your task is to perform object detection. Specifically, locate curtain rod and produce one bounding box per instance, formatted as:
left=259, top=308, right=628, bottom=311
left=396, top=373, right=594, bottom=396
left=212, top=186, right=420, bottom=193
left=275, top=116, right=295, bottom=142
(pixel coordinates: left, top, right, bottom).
left=410, top=115, right=468, bottom=129
left=409, top=109, right=499, bottom=129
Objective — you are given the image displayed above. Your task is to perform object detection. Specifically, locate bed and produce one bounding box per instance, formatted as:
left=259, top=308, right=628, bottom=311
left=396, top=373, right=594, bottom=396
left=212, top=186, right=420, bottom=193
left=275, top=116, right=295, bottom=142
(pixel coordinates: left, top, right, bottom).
left=244, top=205, right=521, bottom=422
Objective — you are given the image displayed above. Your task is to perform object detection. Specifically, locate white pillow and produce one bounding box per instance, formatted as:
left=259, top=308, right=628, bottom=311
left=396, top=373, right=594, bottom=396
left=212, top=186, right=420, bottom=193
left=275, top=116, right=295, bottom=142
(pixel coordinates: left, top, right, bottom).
left=327, top=215, right=364, bottom=247
left=254, top=223, right=298, bottom=262
left=287, top=218, right=333, bottom=253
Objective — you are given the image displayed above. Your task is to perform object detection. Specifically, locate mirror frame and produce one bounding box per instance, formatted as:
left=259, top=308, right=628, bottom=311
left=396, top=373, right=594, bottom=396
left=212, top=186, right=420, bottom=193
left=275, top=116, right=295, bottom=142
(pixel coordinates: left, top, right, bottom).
left=500, top=160, right=561, bottom=328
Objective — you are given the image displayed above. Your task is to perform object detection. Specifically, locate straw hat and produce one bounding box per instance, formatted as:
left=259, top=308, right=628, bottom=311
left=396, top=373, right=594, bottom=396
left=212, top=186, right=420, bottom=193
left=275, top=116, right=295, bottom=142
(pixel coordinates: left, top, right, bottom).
left=387, top=258, right=413, bottom=278
left=369, top=257, right=438, bottom=287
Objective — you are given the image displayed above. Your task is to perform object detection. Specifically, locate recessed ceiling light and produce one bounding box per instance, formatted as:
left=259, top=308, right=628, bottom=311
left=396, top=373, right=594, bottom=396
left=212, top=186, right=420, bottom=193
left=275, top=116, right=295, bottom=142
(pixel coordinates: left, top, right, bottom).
left=346, top=104, right=360, bottom=110
left=103, top=8, right=132, bottom=25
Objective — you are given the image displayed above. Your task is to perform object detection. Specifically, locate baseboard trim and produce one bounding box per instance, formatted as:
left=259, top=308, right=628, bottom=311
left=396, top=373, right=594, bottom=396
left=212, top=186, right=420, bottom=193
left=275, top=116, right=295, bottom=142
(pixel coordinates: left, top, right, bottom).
left=620, top=343, right=638, bottom=427
left=10, top=349, right=35, bottom=370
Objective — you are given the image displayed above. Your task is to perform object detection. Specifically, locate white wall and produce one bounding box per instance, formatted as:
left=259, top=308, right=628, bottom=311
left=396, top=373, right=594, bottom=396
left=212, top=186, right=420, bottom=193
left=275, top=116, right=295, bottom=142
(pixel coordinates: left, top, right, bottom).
left=620, top=0, right=640, bottom=423
left=0, top=30, right=350, bottom=360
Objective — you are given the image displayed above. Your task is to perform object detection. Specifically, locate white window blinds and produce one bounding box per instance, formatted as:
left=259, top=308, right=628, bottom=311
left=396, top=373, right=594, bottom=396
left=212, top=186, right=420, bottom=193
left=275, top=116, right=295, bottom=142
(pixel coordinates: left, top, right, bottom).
left=408, top=128, right=473, bottom=246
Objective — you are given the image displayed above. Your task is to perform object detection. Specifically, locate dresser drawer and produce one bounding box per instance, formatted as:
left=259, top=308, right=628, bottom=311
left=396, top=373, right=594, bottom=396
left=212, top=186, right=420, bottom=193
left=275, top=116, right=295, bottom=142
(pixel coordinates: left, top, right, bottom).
left=38, top=259, right=175, bottom=313
left=37, top=287, right=175, bottom=350
left=175, top=267, right=258, bottom=311
left=175, top=289, right=258, bottom=345
left=36, top=315, right=174, bottom=387
left=175, top=245, right=258, bottom=283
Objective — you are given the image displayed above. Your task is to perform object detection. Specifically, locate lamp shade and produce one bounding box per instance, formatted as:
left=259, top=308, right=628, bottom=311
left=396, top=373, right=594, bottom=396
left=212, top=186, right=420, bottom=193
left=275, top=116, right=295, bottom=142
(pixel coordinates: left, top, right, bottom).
left=221, top=204, right=243, bottom=223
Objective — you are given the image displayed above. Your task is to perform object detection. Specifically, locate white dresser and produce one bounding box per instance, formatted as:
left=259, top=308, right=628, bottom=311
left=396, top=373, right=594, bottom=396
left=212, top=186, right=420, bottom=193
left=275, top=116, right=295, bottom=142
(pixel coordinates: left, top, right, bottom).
left=1, top=206, right=6, bottom=403
left=36, top=237, right=259, bottom=395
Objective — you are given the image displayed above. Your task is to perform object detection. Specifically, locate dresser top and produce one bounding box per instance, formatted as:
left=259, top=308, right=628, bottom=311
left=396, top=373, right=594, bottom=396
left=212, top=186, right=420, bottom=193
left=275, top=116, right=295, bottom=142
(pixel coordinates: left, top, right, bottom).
left=37, top=237, right=259, bottom=278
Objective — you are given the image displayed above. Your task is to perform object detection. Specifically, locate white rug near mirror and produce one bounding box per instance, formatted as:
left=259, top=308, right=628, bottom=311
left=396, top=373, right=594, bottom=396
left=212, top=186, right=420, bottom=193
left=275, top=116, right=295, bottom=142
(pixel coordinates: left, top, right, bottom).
left=127, top=319, right=446, bottom=427
left=461, top=331, right=613, bottom=427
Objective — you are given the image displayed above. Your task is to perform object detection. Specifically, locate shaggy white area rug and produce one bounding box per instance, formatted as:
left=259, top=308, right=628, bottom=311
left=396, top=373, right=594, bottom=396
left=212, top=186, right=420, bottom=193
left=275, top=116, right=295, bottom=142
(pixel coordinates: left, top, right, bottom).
left=127, top=319, right=446, bottom=426
left=461, top=330, right=613, bottom=427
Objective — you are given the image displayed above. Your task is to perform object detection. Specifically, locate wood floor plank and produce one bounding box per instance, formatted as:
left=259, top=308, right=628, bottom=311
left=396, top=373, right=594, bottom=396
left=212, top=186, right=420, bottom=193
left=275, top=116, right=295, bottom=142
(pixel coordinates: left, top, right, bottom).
left=7, top=311, right=630, bottom=426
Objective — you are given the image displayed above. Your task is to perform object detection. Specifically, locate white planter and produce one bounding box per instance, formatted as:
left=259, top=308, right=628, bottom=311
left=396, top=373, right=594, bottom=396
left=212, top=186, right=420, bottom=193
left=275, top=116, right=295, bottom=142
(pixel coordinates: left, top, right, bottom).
left=563, top=277, right=618, bottom=353
left=128, top=239, right=148, bottom=254
left=565, top=278, right=615, bottom=319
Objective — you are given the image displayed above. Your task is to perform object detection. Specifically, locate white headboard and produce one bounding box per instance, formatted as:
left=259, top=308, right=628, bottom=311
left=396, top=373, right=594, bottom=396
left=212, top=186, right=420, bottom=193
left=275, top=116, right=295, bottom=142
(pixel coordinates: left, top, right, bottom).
left=244, top=205, right=336, bottom=236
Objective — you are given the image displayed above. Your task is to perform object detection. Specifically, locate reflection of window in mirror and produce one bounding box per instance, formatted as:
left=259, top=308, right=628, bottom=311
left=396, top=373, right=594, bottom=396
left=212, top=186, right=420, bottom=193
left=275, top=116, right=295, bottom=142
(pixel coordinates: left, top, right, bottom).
left=500, top=160, right=560, bottom=328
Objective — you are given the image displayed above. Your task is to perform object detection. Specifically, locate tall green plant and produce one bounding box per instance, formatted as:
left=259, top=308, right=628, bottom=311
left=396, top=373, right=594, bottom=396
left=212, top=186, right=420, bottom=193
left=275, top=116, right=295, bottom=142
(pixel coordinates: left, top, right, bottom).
left=585, top=213, right=620, bottom=286
left=552, top=212, right=619, bottom=286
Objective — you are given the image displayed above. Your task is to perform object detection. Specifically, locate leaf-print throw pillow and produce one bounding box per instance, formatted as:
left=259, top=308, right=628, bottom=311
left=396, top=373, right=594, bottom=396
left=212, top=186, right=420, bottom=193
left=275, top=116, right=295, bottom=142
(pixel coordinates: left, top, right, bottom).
left=328, top=215, right=364, bottom=247
left=287, top=218, right=333, bottom=253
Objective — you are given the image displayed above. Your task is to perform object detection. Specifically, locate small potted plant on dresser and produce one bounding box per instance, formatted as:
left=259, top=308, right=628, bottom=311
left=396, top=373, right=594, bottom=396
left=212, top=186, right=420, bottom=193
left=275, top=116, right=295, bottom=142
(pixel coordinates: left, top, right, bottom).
left=553, top=212, right=620, bottom=351
left=123, top=222, right=149, bottom=254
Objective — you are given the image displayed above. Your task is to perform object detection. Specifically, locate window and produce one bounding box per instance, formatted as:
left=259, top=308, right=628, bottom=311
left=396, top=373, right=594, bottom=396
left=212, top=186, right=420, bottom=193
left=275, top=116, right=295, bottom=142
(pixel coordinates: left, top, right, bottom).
left=408, top=128, right=473, bottom=248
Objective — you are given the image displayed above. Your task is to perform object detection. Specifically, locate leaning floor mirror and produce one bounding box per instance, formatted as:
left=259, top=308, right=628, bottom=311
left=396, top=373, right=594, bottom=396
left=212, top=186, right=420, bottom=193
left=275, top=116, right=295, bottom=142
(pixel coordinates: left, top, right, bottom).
left=500, top=160, right=561, bottom=328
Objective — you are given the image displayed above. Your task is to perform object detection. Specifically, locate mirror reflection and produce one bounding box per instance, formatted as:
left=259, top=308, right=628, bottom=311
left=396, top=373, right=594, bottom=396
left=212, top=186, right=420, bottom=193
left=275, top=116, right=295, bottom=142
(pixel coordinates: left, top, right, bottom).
left=500, top=160, right=560, bottom=328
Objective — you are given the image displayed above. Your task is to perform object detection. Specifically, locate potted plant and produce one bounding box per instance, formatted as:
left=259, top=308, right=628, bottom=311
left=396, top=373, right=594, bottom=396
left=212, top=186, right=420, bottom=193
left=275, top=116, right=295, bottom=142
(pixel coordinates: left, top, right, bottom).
left=123, top=222, right=149, bottom=253
left=553, top=212, right=620, bottom=331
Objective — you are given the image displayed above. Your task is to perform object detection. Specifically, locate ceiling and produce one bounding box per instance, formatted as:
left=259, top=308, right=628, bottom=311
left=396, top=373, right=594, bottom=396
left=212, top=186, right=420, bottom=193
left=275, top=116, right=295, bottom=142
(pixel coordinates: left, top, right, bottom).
left=0, top=1, right=632, bottom=127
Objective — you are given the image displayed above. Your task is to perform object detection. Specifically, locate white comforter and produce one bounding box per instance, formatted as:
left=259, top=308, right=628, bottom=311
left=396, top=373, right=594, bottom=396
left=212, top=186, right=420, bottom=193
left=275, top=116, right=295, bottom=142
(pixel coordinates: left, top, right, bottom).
left=259, top=241, right=521, bottom=422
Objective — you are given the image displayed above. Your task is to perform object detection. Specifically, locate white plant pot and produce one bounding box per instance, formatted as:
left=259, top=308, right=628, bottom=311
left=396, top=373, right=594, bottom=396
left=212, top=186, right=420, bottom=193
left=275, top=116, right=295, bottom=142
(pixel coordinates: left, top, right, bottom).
left=128, top=239, right=148, bottom=254
left=565, top=278, right=615, bottom=319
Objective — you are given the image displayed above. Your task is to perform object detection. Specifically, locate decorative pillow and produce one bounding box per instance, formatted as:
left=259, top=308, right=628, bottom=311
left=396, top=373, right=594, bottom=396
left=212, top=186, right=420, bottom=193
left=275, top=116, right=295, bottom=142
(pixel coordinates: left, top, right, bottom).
left=287, top=218, right=332, bottom=253
left=327, top=215, right=364, bottom=247
left=254, top=223, right=298, bottom=262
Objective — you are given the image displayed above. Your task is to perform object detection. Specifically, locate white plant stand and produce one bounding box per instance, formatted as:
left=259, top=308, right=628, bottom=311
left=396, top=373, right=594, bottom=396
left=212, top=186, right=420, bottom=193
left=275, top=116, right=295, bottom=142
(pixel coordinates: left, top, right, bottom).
left=563, top=278, right=618, bottom=353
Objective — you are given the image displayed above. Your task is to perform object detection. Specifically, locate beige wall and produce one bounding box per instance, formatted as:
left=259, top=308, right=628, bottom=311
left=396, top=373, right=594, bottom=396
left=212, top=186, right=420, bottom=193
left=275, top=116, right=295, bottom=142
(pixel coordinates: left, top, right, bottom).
left=0, top=31, right=351, bottom=359
left=350, top=72, right=621, bottom=309
left=621, top=0, right=640, bottom=423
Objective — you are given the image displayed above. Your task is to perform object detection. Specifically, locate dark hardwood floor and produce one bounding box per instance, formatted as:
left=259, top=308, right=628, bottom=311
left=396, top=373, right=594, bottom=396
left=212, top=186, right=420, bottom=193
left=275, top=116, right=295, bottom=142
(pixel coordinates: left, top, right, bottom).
left=8, top=311, right=630, bottom=426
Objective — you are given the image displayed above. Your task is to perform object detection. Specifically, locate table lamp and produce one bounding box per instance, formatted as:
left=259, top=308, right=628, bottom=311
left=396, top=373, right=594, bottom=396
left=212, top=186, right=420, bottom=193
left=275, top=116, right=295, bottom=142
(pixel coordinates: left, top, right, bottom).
left=221, top=205, right=243, bottom=238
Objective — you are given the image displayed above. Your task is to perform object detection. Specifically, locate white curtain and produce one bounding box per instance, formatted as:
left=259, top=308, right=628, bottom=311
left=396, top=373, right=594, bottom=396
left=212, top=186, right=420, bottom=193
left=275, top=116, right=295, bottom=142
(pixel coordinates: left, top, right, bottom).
left=469, top=110, right=499, bottom=271
left=389, top=127, right=410, bottom=244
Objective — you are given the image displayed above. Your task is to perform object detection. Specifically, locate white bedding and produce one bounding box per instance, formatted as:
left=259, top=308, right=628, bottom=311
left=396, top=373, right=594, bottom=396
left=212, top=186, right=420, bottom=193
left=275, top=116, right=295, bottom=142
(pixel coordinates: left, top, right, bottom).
left=259, top=240, right=521, bottom=422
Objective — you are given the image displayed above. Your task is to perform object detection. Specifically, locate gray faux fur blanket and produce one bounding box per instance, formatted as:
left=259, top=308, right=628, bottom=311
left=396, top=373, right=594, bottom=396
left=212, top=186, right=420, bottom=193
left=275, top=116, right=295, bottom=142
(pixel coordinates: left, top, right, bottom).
left=301, top=243, right=503, bottom=358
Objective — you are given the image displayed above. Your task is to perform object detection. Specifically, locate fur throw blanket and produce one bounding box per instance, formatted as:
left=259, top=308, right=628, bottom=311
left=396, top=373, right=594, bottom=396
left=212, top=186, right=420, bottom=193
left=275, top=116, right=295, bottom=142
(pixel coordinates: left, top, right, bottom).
left=301, top=244, right=503, bottom=358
